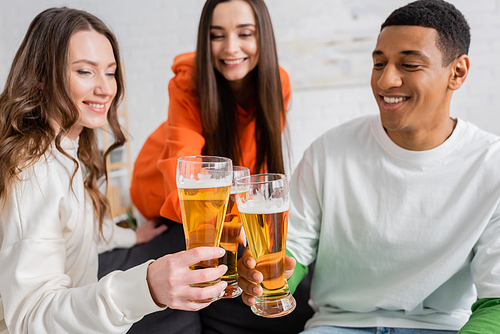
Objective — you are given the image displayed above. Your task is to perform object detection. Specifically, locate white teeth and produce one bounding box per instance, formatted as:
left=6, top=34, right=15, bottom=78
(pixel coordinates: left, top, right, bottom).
left=223, top=58, right=245, bottom=65
left=383, top=96, right=408, bottom=104
left=87, top=103, right=105, bottom=109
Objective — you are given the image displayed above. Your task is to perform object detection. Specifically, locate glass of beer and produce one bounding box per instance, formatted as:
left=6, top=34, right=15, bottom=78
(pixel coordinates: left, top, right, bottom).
left=235, top=173, right=296, bottom=317
left=219, top=166, right=250, bottom=299
left=176, top=156, right=232, bottom=303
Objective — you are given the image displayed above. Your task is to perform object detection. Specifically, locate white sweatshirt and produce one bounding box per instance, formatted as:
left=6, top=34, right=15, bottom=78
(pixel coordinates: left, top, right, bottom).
left=287, top=115, right=500, bottom=331
left=0, top=137, right=163, bottom=333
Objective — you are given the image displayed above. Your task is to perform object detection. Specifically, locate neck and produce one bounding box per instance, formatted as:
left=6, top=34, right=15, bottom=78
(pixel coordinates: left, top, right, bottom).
left=228, top=74, right=254, bottom=110
left=385, top=116, right=457, bottom=151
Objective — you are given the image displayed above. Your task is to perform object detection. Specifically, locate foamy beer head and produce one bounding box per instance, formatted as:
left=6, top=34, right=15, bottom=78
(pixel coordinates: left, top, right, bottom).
left=234, top=173, right=289, bottom=214
left=231, top=165, right=250, bottom=190
left=177, top=156, right=233, bottom=189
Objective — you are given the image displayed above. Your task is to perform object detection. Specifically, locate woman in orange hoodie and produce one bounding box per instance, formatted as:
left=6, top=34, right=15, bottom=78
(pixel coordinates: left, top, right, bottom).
left=99, top=1, right=314, bottom=333
left=130, top=3, right=290, bottom=223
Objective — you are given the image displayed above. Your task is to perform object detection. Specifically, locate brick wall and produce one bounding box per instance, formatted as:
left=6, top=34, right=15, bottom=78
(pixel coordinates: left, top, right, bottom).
left=1, top=0, right=499, bottom=173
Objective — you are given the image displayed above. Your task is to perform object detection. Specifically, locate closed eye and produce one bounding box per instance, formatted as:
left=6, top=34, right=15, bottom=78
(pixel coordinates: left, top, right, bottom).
left=239, top=30, right=254, bottom=38
left=77, top=70, right=91, bottom=76
left=210, top=34, right=224, bottom=40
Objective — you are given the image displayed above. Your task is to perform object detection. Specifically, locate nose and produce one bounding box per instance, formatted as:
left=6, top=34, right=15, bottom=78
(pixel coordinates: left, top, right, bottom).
left=223, top=33, right=240, bottom=55
left=94, top=73, right=116, bottom=97
left=377, top=64, right=402, bottom=90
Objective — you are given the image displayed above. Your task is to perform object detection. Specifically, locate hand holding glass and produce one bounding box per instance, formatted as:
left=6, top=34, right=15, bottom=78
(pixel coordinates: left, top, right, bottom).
left=235, top=173, right=296, bottom=317
left=176, top=156, right=232, bottom=303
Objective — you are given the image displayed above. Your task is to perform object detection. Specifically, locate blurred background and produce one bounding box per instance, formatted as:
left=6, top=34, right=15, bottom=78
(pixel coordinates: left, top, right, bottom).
left=1, top=0, right=499, bottom=219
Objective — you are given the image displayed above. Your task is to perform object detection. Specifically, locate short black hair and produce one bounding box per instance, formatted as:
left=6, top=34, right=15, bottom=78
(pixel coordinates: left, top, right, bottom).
left=381, top=0, right=470, bottom=66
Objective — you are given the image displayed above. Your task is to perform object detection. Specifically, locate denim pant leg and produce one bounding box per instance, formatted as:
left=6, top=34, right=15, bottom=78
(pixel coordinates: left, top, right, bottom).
left=393, top=328, right=457, bottom=334
left=300, top=326, right=378, bottom=334
left=300, top=327, right=457, bottom=334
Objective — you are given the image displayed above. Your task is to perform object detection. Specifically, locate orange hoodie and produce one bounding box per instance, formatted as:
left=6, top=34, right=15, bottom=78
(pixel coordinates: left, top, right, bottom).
left=130, top=52, right=291, bottom=222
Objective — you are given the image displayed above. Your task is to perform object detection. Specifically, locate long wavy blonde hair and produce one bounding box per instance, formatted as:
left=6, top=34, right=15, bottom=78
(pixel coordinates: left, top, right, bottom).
left=0, top=7, right=126, bottom=233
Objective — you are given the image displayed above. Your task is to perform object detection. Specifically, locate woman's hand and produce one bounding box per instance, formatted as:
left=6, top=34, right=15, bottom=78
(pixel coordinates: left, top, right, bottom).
left=146, top=247, right=228, bottom=310
left=237, top=247, right=296, bottom=306
left=135, top=219, right=168, bottom=245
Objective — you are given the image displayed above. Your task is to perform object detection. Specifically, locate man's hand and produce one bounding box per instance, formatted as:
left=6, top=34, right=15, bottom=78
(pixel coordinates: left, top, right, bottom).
left=237, top=247, right=296, bottom=306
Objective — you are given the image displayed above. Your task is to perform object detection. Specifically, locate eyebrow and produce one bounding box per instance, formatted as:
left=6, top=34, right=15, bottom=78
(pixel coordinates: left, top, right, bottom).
left=72, top=59, right=117, bottom=68
left=210, top=23, right=255, bottom=29
left=372, top=50, right=430, bottom=61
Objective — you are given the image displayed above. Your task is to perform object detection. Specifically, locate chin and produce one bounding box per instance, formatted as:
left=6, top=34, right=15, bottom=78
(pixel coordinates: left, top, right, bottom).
left=86, top=120, right=108, bottom=130
left=379, top=116, right=401, bottom=130
left=224, top=74, right=246, bottom=82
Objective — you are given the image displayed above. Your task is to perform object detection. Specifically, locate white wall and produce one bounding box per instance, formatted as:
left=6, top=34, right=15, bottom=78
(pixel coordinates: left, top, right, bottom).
left=1, top=0, right=499, bottom=172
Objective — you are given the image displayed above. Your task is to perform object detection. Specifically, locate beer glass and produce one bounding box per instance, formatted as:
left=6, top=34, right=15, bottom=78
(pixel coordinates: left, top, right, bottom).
left=220, top=166, right=250, bottom=299
left=235, top=173, right=296, bottom=317
left=176, top=156, right=232, bottom=303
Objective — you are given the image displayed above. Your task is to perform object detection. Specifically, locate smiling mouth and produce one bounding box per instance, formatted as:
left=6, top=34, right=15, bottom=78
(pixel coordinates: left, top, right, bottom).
left=84, top=102, right=105, bottom=109
left=222, top=58, right=247, bottom=65
left=382, top=96, right=408, bottom=104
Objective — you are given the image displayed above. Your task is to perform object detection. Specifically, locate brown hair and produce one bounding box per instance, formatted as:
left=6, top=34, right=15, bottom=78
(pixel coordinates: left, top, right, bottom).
left=0, top=7, right=125, bottom=233
left=195, top=0, right=287, bottom=174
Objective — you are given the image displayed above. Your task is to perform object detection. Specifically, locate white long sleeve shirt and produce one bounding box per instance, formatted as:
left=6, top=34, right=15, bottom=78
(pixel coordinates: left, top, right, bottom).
left=0, top=137, right=163, bottom=333
left=287, top=115, right=500, bottom=330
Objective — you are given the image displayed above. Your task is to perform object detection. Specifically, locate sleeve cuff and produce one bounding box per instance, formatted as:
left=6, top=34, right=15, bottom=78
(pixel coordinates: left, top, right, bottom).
left=107, top=261, right=167, bottom=322
left=112, top=226, right=137, bottom=249
left=458, top=298, right=500, bottom=333
left=286, top=249, right=308, bottom=295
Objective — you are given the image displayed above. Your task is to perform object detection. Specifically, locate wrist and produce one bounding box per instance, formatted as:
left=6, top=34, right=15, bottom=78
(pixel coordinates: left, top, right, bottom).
left=146, top=260, right=166, bottom=307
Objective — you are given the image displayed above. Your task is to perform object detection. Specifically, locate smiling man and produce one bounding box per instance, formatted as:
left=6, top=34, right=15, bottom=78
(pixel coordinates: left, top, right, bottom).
left=371, top=23, right=466, bottom=151
left=238, top=1, right=500, bottom=333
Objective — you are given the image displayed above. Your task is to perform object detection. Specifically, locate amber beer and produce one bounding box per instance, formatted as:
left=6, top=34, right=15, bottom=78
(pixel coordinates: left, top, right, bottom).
left=240, top=208, right=289, bottom=293
left=178, top=183, right=230, bottom=303
left=219, top=192, right=241, bottom=274
left=218, top=166, right=249, bottom=298
left=219, top=190, right=245, bottom=297
left=177, top=156, right=232, bottom=303
left=179, top=185, right=231, bottom=269
left=236, top=173, right=296, bottom=318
